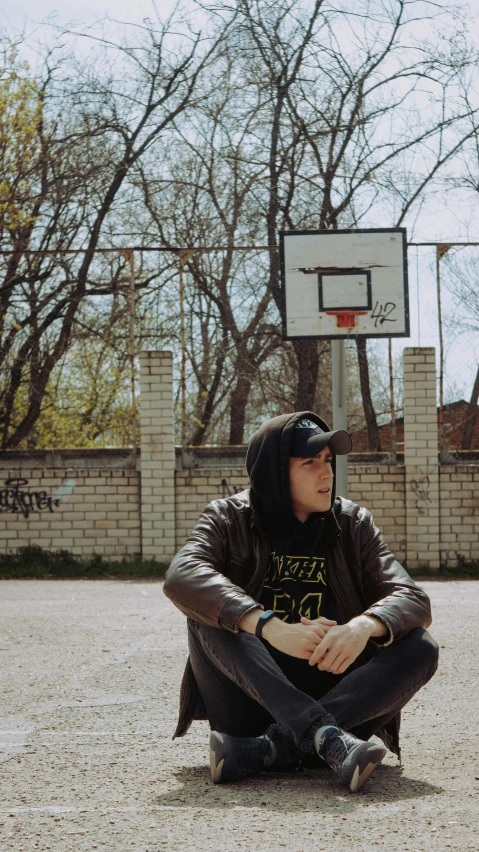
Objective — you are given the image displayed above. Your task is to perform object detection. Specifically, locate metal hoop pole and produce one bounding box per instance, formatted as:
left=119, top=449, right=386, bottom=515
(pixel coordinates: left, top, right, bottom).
left=388, top=338, right=397, bottom=464
left=332, top=339, right=348, bottom=498
left=178, top=250, right=197, bottom=451
left=436, top=245, right=450, bottom=449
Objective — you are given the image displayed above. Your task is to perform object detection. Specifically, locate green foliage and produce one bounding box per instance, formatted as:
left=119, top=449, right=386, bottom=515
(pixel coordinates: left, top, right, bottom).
left=2, top=546, right=477, bottom=581
left=408, top=554, right=479, bottom=580
left=445, top=554, right=479, bottom=578
left=0, top=48, right=42, bottom=234
left=0, top=545, right=168, bottom=579
left=15, top=318, right=137, bottom=449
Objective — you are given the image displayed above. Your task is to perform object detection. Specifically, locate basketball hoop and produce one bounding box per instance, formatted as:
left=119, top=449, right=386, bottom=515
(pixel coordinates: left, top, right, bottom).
left=325, top=310, right=368, bottom=329
left=279, top=228, right=409, bottom=339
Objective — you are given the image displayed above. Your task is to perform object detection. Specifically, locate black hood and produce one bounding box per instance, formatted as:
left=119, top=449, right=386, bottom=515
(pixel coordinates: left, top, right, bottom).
left=246, top=411, right=339, bottom=527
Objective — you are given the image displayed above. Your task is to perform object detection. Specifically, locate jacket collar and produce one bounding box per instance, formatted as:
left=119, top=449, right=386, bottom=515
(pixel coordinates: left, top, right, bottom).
left=246, top=487, right=341, bottom=544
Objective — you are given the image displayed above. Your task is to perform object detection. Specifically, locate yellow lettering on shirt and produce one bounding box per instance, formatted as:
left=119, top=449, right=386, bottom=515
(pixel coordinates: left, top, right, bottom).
left=299, top=592, right=323, bottom=621
left=262, top=552, right=328, bottom=622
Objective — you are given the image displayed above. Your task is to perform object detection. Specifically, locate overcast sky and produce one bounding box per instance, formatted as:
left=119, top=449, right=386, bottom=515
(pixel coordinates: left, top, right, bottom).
left=0, top=0, right=176, bottom=29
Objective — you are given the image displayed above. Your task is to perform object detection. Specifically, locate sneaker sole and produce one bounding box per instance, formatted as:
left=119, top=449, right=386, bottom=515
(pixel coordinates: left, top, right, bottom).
left=348, top=745, right=387, bottom=792
left=210, top=731, right=226, bottom=784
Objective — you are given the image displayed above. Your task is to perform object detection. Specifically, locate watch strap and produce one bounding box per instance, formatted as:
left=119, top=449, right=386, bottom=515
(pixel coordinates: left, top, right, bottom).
left=255, top=609, right=276, bottom=638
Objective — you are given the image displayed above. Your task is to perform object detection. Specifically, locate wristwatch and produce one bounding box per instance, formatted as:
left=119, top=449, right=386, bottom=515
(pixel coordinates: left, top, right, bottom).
left=255, top=609, right=276, bottom=639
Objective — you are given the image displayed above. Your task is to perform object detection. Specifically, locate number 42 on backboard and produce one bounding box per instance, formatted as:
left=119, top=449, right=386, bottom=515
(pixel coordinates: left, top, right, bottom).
left=371, top=301, right=397, bottom=328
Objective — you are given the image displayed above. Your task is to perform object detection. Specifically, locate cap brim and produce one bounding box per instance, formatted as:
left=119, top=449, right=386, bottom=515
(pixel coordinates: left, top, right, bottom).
left=293, top=430, right=352, bottom=458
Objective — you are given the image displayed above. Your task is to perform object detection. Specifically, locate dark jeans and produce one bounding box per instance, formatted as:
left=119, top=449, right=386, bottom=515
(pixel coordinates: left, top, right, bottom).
left=188, top=619, right=439, bottom=757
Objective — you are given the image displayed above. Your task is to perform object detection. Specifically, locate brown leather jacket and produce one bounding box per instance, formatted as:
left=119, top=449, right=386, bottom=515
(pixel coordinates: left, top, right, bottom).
left=164, top=489, right=432, bottom=755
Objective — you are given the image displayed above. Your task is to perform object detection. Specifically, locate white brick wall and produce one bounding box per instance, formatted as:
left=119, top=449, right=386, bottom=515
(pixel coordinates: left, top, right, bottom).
left=403, top=347, right=440, bottom=569
left=438, top=466, right=479, bottom=565
left=1, top=461, right=477, bottom=569
left=175, top=468, right=249, bottom=543
left=1, top=347, right=476, bottom=572
left=348, top=465, right=406, bottom=560
left=139, top=351, right=176, bottom=560
left=0, top=469, right=140, bottom=556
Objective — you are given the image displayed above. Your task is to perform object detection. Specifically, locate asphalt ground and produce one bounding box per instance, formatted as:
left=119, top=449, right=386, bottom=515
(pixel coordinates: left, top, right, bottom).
left=0, top=579, right=477, bottom=852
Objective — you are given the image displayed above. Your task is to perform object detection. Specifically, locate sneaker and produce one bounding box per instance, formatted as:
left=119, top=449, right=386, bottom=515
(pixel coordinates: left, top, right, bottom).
left=314, top=725, right=386, bottom=792
left=209, top=731, right=275, bottom=784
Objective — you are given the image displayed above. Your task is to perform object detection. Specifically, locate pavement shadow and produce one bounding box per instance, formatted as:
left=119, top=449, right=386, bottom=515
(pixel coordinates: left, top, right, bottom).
left=155, top=764, right=444, bottom=813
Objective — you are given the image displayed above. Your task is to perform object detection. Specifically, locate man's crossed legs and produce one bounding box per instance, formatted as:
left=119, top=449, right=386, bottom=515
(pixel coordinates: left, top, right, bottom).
left=188, top=620, right=439, bottom=791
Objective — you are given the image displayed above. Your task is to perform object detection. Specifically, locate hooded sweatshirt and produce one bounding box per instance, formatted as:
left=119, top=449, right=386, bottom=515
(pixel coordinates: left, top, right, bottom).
left=246, top=411, right=340, bottom=625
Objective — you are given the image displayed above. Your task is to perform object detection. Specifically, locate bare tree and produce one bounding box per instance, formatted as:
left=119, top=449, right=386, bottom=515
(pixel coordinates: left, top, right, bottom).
left=0, top=13, right=226, bottom=448
left=232, top=0, right=327, bottom=412
left=2, top=2, right=478, bottom=451
left=227, top=0, right=479, bottom=448
left=442, top=251, right=479, bottom=449
left=136, top=60, right=282, bottom=445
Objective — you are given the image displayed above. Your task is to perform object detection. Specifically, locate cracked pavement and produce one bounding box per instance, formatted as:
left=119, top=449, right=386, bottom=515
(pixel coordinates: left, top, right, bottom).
left=0, top=579, right=477, bottom=851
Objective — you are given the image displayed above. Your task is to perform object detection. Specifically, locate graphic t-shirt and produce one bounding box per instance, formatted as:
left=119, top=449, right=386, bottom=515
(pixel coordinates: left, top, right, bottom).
left=259, top=517, right=338, bottom=624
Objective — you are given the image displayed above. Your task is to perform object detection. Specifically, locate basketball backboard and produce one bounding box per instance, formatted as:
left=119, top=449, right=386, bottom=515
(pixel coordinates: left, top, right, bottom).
left=280, top=228, right=409, bottom=338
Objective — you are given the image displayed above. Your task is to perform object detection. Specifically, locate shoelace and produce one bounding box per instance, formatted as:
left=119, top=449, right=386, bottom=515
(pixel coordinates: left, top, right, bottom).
left=322, top=732, right=350, bottom=769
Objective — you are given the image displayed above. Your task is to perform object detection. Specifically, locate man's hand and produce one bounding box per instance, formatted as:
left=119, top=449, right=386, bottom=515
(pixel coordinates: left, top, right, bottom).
left=238, top=609, right=337, bottom=659
left=304, top=615, right=386, bottom=674
left=263, top=616, right=338, bottom=659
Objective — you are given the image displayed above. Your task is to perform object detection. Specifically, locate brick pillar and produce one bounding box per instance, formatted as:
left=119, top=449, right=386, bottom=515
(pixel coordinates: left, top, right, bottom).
left=403, top=347, right=440, bottom=570
left=139, top=351, right=176, bottom=561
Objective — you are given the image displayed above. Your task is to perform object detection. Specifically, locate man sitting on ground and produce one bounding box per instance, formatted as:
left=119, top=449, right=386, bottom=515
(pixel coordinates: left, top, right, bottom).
left=164, top=412, right=438, bottom=792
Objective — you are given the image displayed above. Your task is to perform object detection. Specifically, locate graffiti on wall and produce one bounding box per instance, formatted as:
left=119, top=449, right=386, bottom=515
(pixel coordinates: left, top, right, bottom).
left=409, top=473, right=432, bottom=517
left=0, top=477, right=61, bottom=519
left=221, top=479, right=248, bottom=498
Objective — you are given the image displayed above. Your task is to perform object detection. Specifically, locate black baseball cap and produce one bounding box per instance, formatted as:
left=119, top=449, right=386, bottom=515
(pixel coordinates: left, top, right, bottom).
left=290, top=418, right=352, bottom=458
